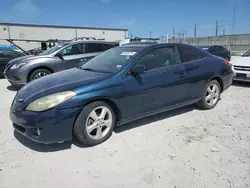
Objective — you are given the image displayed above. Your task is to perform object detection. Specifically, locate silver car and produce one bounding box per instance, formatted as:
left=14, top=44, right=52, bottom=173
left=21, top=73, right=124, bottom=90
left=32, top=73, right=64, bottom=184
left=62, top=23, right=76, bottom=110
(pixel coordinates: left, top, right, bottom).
left=3, top=40, right=118, bottom=85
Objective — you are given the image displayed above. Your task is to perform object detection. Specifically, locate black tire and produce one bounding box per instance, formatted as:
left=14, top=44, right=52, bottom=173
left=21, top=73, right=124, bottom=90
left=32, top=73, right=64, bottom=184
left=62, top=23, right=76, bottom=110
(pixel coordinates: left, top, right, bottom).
left=73, top=101, right=116, bottom=146
left=29, top=69, right=51, bottom=82
left=196, top=80, right=221, bottom=110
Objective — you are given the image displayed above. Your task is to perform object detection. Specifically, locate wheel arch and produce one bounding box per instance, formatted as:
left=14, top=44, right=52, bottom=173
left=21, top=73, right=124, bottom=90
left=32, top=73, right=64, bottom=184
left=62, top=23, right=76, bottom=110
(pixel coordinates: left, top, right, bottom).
left=27, top=66, right=55, bottom=82
left=81, top=97, right=122, bottom=123
left=209, top=76, right=224, bottom=92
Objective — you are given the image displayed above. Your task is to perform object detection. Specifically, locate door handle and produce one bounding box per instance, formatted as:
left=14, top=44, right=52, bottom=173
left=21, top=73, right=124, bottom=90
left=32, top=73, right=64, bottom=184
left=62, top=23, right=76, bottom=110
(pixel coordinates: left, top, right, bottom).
left=174, top=71, right=186, bottom=78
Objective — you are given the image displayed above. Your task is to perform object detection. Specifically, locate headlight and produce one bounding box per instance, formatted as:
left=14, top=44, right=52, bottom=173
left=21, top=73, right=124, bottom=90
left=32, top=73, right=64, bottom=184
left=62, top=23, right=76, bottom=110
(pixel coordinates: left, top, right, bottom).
left=10, top=63, right=27, bottom=70
left=26, top=91, right=76, bottom=112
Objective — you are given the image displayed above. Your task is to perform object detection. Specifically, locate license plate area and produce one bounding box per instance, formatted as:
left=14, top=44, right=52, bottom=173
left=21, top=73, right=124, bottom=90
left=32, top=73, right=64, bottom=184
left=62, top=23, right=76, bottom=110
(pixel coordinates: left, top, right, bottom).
left=236, top=73, right=246, bottom=79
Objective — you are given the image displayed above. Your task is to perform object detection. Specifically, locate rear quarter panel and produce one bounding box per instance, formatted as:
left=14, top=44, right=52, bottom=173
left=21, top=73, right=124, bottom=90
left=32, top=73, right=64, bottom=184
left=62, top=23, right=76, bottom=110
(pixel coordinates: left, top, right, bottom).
left=184, top=56, right=224, bottom=99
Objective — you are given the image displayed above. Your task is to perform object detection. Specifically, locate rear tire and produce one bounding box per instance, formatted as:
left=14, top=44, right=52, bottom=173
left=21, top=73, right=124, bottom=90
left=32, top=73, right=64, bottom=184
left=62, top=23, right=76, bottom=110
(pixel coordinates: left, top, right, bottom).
left=196, top=80, right=221, bottom=110
left=29, top=69, right=51, bottom=82
left=73, top=101, right=116, bottom=146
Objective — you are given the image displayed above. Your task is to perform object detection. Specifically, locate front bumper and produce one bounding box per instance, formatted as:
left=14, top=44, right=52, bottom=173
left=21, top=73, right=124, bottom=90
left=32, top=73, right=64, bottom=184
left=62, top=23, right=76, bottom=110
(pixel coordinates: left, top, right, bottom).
left=10, top=107, right=82, bottom=144
left=232, top=69, right=250, bottom=82
left=3, top=67, right=28, bottom=85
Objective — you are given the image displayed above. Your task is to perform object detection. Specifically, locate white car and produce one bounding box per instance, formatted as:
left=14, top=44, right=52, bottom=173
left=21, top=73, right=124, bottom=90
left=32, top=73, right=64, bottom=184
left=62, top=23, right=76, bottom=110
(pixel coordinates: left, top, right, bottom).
left=231, top=48, right=250, bottom=82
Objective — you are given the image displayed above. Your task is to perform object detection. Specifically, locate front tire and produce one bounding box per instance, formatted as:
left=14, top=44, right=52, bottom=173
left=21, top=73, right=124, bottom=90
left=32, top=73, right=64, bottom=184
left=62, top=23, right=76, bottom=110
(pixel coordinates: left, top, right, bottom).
left=73, top=101, right=116, bottom=146
left=196, top=80, right=221, bottom=110
left=29, top=69, right=51, bottom=82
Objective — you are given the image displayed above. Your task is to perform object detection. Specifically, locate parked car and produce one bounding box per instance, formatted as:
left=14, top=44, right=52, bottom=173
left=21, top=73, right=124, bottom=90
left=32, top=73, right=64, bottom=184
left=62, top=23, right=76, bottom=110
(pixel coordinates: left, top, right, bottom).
left=3, top=40, right=119, bottom=85
left=231, top=48, right=250, bottom=82
left=10, top=43, right=233, bottom=146
left=0, top=50, right=25, bottom=77
left=198, top=45, right=231, bottom=61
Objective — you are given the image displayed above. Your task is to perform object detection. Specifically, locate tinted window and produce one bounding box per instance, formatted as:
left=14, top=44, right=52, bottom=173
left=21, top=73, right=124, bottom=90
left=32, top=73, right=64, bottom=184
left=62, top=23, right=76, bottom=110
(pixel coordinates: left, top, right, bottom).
left=208, top=46, right=218, bottom=53
left=178, top=47, right=205, bottom=63
left=137, top=47, right=181, bottom=71
left=85, top=43, right=104, bottom=53
left=217, top=46, right=227, bottom=52
left=1, top=51, right=22, bottom=59
left=61, top=43, right=84, bottom=56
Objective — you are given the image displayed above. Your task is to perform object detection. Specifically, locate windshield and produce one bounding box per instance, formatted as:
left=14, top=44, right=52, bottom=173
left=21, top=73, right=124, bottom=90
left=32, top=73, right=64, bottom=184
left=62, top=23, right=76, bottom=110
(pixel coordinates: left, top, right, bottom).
left=81, top=47, right=140, bottom=73
left=242, top=49, right=250, bottom=57
left=39, top=43, right=69, bottom=55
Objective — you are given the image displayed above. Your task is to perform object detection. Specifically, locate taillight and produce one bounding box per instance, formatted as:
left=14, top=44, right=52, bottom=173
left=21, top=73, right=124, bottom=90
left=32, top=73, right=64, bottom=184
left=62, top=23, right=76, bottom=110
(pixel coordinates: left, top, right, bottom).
left=224, top=60, right=232, bottom=67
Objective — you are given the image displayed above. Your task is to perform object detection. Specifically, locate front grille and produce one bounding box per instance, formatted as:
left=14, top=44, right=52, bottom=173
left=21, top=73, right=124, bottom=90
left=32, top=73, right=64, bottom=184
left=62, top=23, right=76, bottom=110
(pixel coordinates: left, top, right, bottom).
left=233, top=65, right=250, bottom=71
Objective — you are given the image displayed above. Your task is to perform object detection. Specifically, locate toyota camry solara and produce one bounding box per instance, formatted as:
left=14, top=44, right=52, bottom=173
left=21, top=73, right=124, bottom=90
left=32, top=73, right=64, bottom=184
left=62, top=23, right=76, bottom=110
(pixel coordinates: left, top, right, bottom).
left=10, top=43, right=233, bottom=146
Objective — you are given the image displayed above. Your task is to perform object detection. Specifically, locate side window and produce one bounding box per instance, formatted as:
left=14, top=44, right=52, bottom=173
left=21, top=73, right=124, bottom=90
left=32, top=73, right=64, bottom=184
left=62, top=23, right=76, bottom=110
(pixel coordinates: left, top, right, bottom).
left=208, top=46, right=218, bottom=53
left=136, top=47, right=181, bottom=71
left=217, top=46, right=227, bottom=52
left=61, top=43, right=84, bottom=56
left=85, top=43, right=103, bottom=53
left=178, top=47, right=205, bottom=63
left=2, top=51, right=21, bottom=58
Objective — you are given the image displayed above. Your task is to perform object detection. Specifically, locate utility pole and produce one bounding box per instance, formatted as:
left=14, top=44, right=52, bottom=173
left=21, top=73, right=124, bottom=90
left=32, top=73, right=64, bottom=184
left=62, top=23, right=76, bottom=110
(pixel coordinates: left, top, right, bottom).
left=216, top=20, right=219, bottom=36
left=177, top=29, right=187, bottom=43
left=149, top=30, right=152, bottom=38
left=173, top=27, right=175, bottom=38
left=194, top=24, right=197, bottom=38
left=223, top=28, right=226, bottom=36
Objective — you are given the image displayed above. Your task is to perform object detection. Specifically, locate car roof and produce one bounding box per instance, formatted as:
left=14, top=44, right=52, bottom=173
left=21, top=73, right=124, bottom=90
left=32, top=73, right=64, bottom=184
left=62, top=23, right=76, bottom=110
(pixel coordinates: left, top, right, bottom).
left=70, top=40, right=118, bottom=45
left=120, top=42, right=158, bottom=48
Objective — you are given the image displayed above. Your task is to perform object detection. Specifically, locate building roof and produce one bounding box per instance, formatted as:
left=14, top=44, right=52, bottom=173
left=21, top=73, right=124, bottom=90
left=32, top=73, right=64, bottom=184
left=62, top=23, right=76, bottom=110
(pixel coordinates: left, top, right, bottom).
left=0, top=22, right=128, bottom=31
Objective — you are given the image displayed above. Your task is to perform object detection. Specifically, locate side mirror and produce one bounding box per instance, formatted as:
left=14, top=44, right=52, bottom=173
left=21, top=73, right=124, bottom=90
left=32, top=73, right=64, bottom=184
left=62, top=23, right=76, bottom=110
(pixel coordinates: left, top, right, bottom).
left=239, top=53, right=244, bottom=56
left=55, top=52, right=64, bottom=60
left=130, top=65, right=145, bottom=76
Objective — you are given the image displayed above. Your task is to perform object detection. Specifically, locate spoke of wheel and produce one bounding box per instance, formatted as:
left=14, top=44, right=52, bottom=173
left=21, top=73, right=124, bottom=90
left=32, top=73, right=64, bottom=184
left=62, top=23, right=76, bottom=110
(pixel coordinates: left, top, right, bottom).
left=206, top=95, right=212, bottom=101
left=86, top=123, right=98, bottom=134
left=100, top=108, right=108, bottom=119
left=208, top=86, right=213, bottom=94
left=211, top=85, right=216, bottom=93
left=95, top=127, right=103, bottom=139
left=103, top=119, right=112, bottom=127
left=89, top=110, right=98, bottom=121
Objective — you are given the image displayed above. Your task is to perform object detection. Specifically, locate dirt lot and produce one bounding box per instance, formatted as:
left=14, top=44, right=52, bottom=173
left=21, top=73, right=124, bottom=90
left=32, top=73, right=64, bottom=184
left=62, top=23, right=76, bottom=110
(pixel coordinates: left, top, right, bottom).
left=0, top=78, right=250, bottom=188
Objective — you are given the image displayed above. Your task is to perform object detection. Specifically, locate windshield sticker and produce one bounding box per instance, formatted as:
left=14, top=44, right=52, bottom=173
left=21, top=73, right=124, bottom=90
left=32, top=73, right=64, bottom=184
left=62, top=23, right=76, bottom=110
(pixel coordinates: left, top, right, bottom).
left=120, top=52, right=136, bottom=56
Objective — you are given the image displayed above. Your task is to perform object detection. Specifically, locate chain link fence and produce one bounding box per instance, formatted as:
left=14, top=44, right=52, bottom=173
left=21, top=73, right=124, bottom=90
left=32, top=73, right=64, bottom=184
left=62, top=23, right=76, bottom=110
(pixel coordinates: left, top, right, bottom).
left=168, top=34, right=250, bottom=55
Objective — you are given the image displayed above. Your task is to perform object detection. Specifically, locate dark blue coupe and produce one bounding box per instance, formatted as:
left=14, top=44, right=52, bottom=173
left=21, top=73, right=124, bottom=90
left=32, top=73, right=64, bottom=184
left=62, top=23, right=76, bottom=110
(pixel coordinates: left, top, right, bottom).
left=10, top=43, right=233, bottom=146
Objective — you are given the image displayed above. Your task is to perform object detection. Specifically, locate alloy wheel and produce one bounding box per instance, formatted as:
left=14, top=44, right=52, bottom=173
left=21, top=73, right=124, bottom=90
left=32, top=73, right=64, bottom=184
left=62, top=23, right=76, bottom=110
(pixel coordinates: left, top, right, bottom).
left=205, top=84, right=219, bottom=106
left=34, top=72, right=48, bottom=79
left=86, top=106, right=113, bottom=140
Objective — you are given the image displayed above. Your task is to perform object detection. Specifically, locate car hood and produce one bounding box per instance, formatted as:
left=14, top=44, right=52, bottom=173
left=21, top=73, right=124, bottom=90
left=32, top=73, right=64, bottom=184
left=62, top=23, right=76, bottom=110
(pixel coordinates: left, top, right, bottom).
left=15, top=68, right=111, bottom=105
left=231, top=57, right=250, bottom=67
left=7, top=55, right=50, bottom=66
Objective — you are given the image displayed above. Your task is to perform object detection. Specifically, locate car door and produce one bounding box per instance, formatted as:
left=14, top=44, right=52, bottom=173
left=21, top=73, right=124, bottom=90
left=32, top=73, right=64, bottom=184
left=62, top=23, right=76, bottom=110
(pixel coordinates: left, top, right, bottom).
left=121, top=46, right=189, bottom=119
left=57, top=43, right=87, bottom=70
left=84, top=43, right=107, bottom=61
left=178, top=46, right=208, bottom=100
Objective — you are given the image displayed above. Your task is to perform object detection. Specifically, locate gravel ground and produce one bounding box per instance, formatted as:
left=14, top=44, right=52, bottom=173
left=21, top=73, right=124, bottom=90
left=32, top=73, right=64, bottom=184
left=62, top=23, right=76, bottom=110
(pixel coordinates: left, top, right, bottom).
left=0, top=78, right=250, bottom=188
